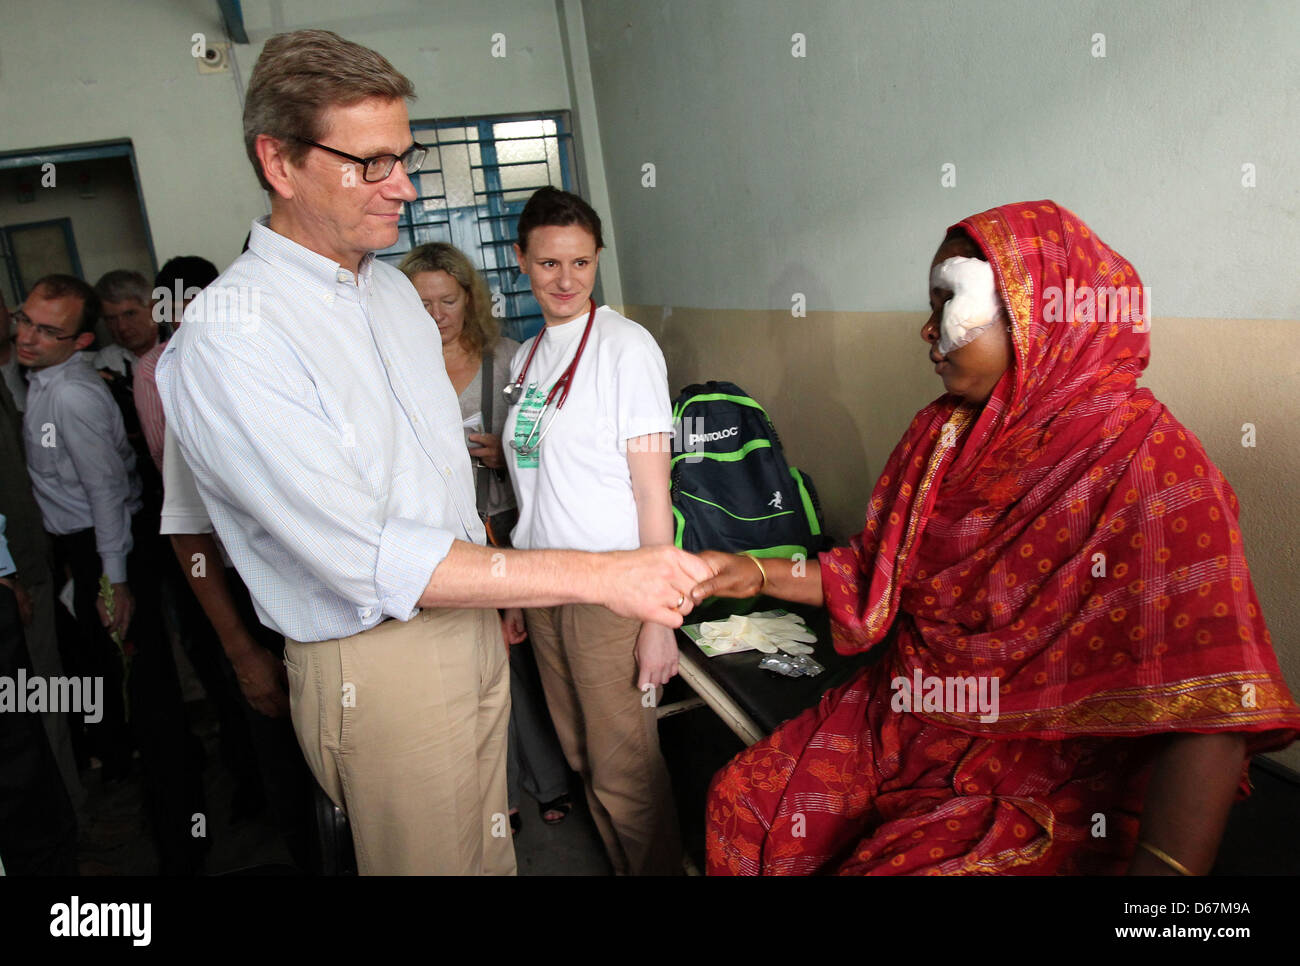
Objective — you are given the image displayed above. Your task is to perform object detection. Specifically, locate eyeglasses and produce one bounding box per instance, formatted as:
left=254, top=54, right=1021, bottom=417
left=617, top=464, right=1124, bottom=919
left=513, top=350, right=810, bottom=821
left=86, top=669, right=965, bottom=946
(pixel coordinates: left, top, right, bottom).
left=296, top=138, right=428, bottom=183
left=14, top=311, right=78, bottom=342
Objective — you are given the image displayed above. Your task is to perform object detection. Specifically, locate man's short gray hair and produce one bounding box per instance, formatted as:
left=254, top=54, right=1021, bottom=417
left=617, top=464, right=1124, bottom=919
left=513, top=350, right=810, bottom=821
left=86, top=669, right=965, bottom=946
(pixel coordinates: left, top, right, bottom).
left=93, top=269, right=151, bottom=307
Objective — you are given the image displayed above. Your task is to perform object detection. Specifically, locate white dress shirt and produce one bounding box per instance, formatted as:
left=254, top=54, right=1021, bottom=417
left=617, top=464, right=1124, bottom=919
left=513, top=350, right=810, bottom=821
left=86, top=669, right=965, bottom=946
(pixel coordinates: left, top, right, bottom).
left=22, top=352, right=141, bottom=582
left=156, top=217, right=484, bottom=642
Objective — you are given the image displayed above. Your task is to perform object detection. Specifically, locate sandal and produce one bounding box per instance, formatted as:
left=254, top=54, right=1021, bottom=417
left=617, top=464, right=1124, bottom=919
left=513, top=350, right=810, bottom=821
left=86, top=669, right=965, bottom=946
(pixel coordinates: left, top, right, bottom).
left=538, top=793, right=572, bottom=825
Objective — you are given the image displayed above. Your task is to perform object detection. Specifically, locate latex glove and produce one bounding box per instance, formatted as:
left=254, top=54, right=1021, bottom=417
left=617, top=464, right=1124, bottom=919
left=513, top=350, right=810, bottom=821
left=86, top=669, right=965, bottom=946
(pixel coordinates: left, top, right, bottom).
left=696, top=613, right=816, bottom=655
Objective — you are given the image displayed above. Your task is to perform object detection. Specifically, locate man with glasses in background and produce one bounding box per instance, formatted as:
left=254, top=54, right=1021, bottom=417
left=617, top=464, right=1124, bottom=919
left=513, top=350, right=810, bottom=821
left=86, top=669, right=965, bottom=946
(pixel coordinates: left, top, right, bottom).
left=158, top=29, right=708, bottom=876
left=17, top=274, right=202, bottom=874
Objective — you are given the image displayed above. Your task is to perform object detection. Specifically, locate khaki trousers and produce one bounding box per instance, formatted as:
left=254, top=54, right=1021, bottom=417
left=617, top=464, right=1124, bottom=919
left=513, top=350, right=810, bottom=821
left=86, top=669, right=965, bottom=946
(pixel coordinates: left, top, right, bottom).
left=525, top=604, right=682, bottom=875
left=284, top=607, right=514, bottom=875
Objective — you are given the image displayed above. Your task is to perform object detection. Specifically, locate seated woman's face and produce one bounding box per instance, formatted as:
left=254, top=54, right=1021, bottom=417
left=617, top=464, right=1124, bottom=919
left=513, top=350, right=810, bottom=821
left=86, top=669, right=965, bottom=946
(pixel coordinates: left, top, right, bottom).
left=922, top=234, right=1013, bottom=405
left=412, top=270, right=468, bottom=348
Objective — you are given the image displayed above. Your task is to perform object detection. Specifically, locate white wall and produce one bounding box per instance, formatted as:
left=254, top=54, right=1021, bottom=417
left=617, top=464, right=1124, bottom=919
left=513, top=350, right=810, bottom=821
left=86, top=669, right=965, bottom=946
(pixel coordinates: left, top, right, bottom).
left=582, top=0, right=1300, bottom=320
left=0, top=0, right=574, bottom=274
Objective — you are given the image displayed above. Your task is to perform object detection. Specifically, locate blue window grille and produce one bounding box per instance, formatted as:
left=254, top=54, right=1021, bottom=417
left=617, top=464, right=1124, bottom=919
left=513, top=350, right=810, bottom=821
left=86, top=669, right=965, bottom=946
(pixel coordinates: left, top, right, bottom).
left=376, top=112, right=575, bottom=344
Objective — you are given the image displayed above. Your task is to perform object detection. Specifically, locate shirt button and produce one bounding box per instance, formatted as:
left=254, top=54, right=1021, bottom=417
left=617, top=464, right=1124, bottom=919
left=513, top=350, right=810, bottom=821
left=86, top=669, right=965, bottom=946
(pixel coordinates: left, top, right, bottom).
left=323, top=294, right=335, bottom=304
left=444, top=467, right=451, bottom=476
left=360, top=607, right=373, bottom=619
left=336, top=270, right=349, bottom=282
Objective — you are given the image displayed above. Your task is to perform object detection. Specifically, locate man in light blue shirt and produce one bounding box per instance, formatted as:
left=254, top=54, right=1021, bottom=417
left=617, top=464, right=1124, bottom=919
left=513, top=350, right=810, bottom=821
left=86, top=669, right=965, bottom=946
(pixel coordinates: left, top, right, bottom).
left=18, top=273, right=203, bottom=873
left=157, top=29, right=708, bottom=875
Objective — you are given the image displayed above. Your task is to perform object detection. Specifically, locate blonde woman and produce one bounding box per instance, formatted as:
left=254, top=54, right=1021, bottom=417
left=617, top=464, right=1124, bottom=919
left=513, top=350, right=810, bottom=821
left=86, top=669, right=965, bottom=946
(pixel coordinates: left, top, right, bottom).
left=399, top=243, right=571, bottom=833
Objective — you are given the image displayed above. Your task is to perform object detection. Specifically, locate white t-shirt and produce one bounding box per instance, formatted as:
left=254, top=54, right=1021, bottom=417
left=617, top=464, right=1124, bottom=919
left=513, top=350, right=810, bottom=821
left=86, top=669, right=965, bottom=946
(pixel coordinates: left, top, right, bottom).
left=92, top=343, right=135, bottom=378
left=504, top=305, right=673, bottom=552
left=159, top=423, right=233, bottom=566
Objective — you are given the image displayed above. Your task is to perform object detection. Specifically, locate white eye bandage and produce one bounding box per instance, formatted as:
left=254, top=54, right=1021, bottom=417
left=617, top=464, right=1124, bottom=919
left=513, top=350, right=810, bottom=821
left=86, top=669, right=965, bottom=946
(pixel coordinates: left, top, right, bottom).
left=931, top=256, right=1002, bottom=356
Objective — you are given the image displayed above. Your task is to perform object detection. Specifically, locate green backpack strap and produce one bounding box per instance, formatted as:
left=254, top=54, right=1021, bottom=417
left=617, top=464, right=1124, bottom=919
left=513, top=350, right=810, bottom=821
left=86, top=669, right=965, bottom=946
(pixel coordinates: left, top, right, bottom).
left=789, top=467, right=821, bottom=537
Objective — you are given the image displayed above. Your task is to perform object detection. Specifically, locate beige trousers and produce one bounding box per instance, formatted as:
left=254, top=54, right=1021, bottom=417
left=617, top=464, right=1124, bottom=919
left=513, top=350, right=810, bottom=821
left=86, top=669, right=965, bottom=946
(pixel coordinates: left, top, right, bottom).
left=284, top=607, right=515, bottom=875
left=525, top=604, right=682, bottom=875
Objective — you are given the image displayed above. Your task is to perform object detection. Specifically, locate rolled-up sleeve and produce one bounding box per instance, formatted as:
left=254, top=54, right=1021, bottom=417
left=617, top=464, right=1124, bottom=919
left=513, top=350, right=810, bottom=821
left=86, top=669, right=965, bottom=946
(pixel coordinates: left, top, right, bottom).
left=167, top=323, right=454, bottom=622
left=58, top=386, right=135, bottom=583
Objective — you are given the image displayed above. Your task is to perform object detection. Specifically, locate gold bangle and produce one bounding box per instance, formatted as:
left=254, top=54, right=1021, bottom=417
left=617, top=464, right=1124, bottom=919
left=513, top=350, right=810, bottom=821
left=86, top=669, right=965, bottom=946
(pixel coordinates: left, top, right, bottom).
left=742, top=553, right=768, bottom=592
left=1136, top=840, right=1194, bottom=876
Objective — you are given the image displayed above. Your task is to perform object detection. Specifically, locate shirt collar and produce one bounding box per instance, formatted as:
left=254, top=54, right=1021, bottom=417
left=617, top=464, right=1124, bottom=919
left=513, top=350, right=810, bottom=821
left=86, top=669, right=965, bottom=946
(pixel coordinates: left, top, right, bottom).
left=247, top=216, right=377, bottom=294
left=28, top=351, right=90, bottom=389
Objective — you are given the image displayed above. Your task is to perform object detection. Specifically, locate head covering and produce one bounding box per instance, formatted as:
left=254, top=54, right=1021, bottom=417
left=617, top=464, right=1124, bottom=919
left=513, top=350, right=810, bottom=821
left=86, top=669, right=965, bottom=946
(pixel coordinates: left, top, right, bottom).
left=822, top=200, right=1298, bottom=751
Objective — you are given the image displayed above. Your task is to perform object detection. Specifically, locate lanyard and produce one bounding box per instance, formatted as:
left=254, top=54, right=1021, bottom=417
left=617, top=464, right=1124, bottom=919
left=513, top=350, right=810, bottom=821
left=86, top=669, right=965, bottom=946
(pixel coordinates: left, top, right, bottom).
left=504, top=298, right=597, bottom=410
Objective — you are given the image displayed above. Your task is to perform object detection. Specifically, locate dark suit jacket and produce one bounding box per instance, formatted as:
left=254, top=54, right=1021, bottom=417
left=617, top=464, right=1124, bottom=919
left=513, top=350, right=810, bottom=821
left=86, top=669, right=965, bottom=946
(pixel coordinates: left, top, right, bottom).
left=0, top=374, right=52, bottom=580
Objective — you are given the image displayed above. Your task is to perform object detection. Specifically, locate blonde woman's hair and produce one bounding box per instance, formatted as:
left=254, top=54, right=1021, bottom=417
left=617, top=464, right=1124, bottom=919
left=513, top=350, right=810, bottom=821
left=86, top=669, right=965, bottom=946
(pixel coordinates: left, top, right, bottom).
left=243, top=29, right=415, bottom=193
left=398, top=243, right=499, bottom=356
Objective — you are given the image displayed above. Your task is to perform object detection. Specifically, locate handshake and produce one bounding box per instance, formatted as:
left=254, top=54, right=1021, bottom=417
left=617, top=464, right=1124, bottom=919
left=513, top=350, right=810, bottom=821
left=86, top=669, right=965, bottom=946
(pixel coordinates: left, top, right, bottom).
left=597, top=546, right=776, bottom=628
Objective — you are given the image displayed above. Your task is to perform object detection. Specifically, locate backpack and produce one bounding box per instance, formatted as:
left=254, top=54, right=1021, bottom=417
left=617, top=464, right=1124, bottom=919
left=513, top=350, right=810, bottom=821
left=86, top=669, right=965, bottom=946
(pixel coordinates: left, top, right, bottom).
left=670, top=380, right=829, bottom=560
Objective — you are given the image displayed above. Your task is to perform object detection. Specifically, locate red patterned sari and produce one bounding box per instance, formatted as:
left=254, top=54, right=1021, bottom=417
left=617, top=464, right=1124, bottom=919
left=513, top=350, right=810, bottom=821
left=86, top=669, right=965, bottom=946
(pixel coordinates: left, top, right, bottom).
left=706, top=201, right=1299, bottom=875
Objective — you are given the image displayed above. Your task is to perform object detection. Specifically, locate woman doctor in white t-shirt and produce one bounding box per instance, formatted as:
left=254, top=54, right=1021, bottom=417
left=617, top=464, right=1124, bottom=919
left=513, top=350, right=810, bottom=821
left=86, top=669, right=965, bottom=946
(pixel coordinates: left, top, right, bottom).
left=502, top=186, right=682, bottom=875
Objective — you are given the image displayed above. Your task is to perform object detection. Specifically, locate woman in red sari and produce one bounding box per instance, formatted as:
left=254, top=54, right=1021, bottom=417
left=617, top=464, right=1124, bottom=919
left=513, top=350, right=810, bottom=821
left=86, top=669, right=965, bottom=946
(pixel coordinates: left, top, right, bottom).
left=694, top=200, right=1299, bottom=875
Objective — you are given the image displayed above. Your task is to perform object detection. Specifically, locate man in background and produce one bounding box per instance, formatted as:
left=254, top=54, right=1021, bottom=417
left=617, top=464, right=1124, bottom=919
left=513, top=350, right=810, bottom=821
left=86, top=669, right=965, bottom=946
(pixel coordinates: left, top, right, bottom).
left=0, top=360, right=85, bottom=829
left=17, top=274, right=202, bottom=874
left=0, top=514, right=77, bottom=875
left=92, top=270, right=159, bottom=382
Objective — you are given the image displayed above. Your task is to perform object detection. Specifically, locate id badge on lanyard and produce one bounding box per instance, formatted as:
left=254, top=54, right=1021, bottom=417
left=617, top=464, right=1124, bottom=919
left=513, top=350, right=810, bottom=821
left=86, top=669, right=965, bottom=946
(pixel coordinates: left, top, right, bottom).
left=512, top=383, right=547, bottom=469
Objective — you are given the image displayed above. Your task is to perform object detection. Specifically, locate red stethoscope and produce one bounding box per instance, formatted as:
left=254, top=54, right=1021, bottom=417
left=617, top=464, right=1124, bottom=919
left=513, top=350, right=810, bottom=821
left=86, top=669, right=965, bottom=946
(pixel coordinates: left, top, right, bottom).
left=505, top=297, right=597, bottom=456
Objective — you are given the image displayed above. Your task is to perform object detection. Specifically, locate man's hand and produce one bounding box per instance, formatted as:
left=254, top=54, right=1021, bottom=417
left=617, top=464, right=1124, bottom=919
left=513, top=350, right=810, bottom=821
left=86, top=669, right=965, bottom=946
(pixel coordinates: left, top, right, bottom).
left=468, top=433, right=506, bottom=470
left=97, top=582, right=134, bottom=638
left=0, top=576, right=33, bottom=625
left=0, top=578, right=34, bottom=625
left=228, top=641, right=290, bottom=718
left=14, top=581, right=32, bottom=626
left=691, top=550, right=763, bottom=601
left=635, top=621, right=679, bottom=689
left=501, top=607, right=527, bottom=647
left=600, top=546, right=712, bottom=628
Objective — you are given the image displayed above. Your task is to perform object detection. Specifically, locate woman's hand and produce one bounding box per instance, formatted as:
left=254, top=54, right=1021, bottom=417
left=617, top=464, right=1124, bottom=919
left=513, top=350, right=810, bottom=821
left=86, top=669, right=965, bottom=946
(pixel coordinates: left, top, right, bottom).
left=501, top=607, right=528, bottom=647
left=635, top=621, right=679, bottom=690
left=692, top=550, right=764, bottom=600
left=469, top=433, right=506, bottom=470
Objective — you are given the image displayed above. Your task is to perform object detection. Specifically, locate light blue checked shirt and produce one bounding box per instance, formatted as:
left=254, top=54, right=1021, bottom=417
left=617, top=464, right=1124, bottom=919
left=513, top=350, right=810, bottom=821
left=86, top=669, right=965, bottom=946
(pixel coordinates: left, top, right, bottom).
left=23, top=352, right=141, bottom=583
left=156, top=218, right=484, bottom=642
